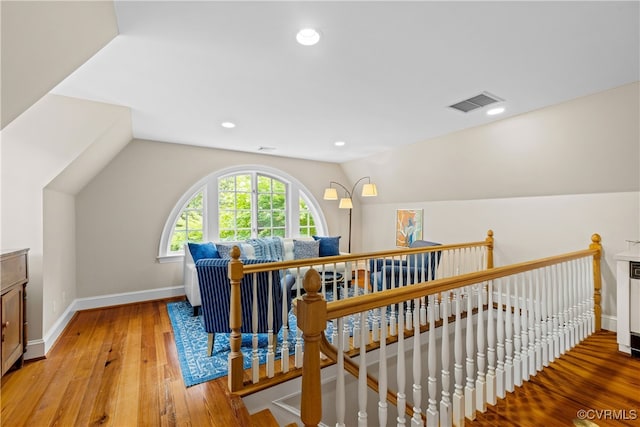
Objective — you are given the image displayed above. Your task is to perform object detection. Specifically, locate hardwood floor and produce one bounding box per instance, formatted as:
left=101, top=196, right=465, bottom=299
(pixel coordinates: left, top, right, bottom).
left=1, top=299, right=252, bottom=427
left=468, top=331, right=640, bottom=427
left=2, top=299, right=638, bottom=427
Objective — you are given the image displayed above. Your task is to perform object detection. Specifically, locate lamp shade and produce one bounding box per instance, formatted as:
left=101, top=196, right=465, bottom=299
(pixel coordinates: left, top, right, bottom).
left=323, top=187, right=338, bottom=200
left=338, top=197, right=353, bottom=209
left=361, top=183, right=378, bottom=197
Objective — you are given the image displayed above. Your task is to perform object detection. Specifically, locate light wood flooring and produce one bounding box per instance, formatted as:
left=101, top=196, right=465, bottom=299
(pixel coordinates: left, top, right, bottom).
left=2, top=298, right=639, bottom=426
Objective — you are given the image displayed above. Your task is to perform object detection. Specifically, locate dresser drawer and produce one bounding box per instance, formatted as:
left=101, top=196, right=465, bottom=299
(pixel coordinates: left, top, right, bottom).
left=1, top=252, right=28, bottom=292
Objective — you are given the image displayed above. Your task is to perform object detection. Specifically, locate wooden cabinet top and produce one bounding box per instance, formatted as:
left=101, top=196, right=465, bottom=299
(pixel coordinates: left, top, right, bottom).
left=1, top=248, right=30, bottom=259
left=1, top=248, right=29, bottom=291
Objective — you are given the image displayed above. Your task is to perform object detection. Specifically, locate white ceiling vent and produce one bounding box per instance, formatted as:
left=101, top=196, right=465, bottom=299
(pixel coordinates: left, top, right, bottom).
left=449, top=92, right=503, bottom=113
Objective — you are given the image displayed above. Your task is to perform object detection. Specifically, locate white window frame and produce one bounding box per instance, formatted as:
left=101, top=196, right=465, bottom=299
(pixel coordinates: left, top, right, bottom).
left=157, top=164, right=327, bottom=263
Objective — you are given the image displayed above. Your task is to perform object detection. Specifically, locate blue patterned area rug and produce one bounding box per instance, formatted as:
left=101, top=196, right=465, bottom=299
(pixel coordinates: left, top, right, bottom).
left=167, top=300, right=299, bottom=387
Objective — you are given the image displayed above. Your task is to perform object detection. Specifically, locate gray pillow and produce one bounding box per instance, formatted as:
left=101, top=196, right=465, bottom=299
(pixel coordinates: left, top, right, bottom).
left=293, top=239, right=320, bottom=259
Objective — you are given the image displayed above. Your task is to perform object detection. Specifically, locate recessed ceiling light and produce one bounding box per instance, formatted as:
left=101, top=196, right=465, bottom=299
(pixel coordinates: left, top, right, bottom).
left=296, top=28, right=320, bottom=46
left=486, top=107, right=505, bottom=116
left=221, top=122, right=236, bottom=128
left=334, top=141, right=346, bottom=147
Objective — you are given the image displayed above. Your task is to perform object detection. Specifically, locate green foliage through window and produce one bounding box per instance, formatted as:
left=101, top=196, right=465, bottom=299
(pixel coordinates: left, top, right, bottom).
left=170, top=191, right=204, bottom=251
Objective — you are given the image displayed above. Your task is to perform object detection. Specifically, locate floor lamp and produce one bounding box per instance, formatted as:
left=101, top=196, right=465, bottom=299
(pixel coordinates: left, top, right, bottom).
left=323, top=176, right=378, bottom=253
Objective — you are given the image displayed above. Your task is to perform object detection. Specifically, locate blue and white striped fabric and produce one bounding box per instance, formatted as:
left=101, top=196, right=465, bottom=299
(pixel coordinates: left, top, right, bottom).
left=195, top=258, right=285, bottom=336
left=246, top=237, right=284, bottom=261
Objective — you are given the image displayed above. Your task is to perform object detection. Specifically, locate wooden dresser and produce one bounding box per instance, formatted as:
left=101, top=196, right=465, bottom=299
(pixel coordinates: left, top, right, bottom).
left=1, top=248, right=28, bottom=376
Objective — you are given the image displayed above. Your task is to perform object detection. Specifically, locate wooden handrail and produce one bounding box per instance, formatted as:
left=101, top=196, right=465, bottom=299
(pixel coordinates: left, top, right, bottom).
left=238, top=236, right=493, bottom=274
left=298, top=233, right=602, bottom=426
left=325, top=246, right=599, bottom=321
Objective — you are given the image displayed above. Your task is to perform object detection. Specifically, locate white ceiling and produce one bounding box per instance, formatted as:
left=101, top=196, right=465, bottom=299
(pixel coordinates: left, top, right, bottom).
left=52, top=1, right=640, bottom=163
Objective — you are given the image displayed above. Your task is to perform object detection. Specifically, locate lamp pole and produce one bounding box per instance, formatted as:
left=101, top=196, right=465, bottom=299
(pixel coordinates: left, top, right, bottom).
left=326, top=177, right=373, bottom=253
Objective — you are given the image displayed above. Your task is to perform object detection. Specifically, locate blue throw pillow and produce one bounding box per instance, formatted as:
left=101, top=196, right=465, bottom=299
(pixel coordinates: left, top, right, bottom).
left=312, top=235, right=341, bottom=257
left=188, top=242, right=219, bottom=262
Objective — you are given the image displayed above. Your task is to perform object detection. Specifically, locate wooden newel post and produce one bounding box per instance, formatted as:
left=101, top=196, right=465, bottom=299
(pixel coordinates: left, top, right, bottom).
left=228, top=246, right=245, bottom=392
left=486, top=229, right=494, bottom=269
left=589, top=234, right=602, bottom=332
left=298, top=268, right=327, bottom=427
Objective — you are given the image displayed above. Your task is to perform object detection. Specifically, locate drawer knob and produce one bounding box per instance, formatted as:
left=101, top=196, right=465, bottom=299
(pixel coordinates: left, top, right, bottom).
left=2, top=321, right=8, bottom=328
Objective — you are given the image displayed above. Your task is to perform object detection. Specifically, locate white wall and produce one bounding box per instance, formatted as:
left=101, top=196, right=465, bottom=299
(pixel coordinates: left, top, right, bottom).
left=74, top=139, right=350, bottom=299
left=0, top=94, right=131, bottom=356
left=347, top=82, right=640, bottom=328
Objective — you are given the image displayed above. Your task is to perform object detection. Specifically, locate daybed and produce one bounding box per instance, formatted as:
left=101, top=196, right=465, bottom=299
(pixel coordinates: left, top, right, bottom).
left=183, top=236, right=348, bottom=315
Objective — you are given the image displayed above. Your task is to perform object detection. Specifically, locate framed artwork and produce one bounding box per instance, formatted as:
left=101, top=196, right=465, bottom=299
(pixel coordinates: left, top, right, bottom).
left=395, top=209, right=423, bottom=247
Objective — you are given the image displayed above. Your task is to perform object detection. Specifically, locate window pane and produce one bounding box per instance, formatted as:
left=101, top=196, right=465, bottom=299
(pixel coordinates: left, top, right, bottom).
left=236, top=192, right=251, bottom=208
left=168, top=190, right=204, bottom=253
left=273, top=228, right=285, bottom=237
left=273, top=180, right=286, bottom=193
left=257, top=175, right=271, bottom=192
left=219, top=177, right=235, bottom=191
left=272, top=194, right=285, bottom=209
left=188, top=230, right=203, bottom=242
left=237, top=210, right=252, bottom=228
left=257, top=211, right=272, bottom=228
left=236, top=175, right=251, bottom=192
left=187, top=210, right=202, bottom=229
left=273, top=210, right=285, bottom=227
left=258, top=194, right=271, bottom=210
left=170, top=231, right=187, bottom=252
left=237, top=229, right=252, bottom=240
left=218, top=192, right=235, bottom=209
left=219, top=229, right=235, bottom=241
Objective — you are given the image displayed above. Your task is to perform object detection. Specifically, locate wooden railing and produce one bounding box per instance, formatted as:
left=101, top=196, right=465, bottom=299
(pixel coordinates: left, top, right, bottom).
left=225, top=231, right=495, bottom=393
left=297, top=234, right=602, bottom=426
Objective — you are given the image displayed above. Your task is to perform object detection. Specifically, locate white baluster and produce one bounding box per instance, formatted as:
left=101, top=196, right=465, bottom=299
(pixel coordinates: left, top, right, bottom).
left=336, top=317, right=346, bottom=427
left=465, top=286, right=476, bottom=420
left=252, top=275, right=259, bottom=383
left=358, top=311, right=368, bottom=427
left=565, top=261, right=572, bottom=351
left=542, top=267, right=550, bottom=367
left=527, top=272, right=536, bottom=377
left=267, top=273, right=275, bottom=378
left=390, top=259, right=397, bottom=337
left=412, top=299, right=423, bottom=426
left=512, top=276, right=522, bottom=388
left=453, top=289, right=465, bottom=427
left=571, top=260, right=579, bottom=347
left=476, top=283, right=487, bottom=413
left=519, top=276, right=529, bottom=383
left=421, top=296, right=428, bottom=326
left=378, top=299, right=388, bottom=427
left=486, top=280, right=497, bottom=406
left=559, top=263, right=567, bottom=355
left=495, top=279, right=505, bottom=399
left=427, top=295, right=438, bottom=426
left=534, top=269, right=543, bottom=373
left=295, top=269, right=304, bottom=368
left=504, top=280, right=514, bottom=393
left=579, top=257, right=587, bottom=340
left=405, top=257, right=413, bottom=330
left=552, top=264, right=561, bottom=360
left=440, top=292, right=452, bottom=427
left=280, top=270, right=290, bottom=374
left=397, top=295, right=406, bottom=427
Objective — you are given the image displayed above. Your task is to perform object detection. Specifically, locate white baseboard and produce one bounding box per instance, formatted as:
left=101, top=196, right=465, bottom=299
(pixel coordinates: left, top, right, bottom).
left=601, top=314, right=617, bottom=332
left=25, top=286, right=185, bottom=360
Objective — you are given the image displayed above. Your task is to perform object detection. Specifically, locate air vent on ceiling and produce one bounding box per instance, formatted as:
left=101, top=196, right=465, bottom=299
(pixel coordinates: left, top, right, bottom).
left=449, top=92, right=503, bottom=113
left=257, top=146, right=276, bottom=152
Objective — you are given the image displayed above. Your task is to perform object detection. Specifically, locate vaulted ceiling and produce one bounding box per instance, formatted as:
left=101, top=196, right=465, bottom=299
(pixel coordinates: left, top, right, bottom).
left=6, top=1, right=640, bottom=163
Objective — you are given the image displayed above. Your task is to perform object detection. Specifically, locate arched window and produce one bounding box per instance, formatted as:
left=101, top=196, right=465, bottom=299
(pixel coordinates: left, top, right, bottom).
left=158, top=165, right=327, bottom=261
